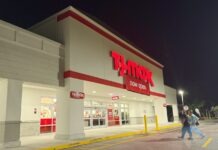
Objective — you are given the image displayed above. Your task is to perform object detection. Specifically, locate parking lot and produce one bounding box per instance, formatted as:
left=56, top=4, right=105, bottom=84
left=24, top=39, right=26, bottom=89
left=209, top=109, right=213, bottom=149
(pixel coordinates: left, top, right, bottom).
left=67, top=120, right=218, bottom=150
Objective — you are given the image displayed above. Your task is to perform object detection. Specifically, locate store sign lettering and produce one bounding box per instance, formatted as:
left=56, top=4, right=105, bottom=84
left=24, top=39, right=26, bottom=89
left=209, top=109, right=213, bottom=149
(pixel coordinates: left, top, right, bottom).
left=111, top=51, right=154, bottom=86
left=111, top=51, right=154, bottom=95
left=125, top=75, right=150, bottom=95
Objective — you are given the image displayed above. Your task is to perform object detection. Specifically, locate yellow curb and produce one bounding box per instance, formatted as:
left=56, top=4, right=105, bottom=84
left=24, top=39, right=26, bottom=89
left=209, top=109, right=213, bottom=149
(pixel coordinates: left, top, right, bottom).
left=39, top=123, right=182, bottom=150
left=202, top=137, right=212, bottom=148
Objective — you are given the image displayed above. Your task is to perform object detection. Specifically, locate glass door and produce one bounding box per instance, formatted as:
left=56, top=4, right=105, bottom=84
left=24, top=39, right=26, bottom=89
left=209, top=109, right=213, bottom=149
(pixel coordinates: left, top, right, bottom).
left=121, top=104, right=129, bottom=125
left=107, top=103, right=120, bottom=126
left=84, top=108, right=91, bottom=128
left=40, top=97, right=56, bottom=133
left=92, top=107, right=106, bottom=127
left=99, top=108, right=106, bottom=126
left=84, top=107, right=106, bottom=128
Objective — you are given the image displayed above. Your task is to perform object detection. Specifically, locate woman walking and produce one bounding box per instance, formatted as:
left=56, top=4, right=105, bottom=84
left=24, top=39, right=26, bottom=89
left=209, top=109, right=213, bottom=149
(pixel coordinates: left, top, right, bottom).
left=188, top=110, right=205, bottom=139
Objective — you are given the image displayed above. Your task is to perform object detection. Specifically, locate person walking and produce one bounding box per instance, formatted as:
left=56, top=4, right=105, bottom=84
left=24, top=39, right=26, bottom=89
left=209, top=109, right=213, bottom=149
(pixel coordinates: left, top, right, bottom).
left=188, top=110, right=205, bottom=139
left=179, top=110, right=193, bottom=140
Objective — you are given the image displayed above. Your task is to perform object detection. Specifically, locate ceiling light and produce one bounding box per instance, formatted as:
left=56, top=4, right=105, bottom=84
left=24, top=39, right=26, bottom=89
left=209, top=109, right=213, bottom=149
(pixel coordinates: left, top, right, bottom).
left=109, top=93, right=113, bottom=96
left=92, top=91, right=96, bottom=94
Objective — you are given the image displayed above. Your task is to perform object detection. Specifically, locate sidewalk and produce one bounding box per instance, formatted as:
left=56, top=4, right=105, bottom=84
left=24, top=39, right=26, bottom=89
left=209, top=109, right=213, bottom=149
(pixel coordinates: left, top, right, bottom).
left=3, top=122, right=181, bottom=150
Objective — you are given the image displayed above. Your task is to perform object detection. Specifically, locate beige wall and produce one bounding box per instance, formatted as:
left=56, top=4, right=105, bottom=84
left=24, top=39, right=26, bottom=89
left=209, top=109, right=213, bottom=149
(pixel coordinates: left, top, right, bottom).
left=30, top=6, right=169, bottom=128
left=0, top=20, right=63, bottom=86
left=30, top=6, right=165, bottom=95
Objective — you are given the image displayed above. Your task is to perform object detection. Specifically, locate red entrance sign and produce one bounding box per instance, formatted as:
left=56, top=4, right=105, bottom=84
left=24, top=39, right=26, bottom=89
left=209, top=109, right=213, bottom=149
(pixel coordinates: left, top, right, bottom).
left=70, top=91, right=85, bottom=99
left=125, top=75, right=150, bottom=95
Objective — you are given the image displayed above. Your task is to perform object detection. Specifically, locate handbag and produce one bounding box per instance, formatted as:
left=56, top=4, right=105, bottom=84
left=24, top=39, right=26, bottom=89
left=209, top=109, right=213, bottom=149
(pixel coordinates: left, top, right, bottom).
left=196, top=121, right=199, bottom=126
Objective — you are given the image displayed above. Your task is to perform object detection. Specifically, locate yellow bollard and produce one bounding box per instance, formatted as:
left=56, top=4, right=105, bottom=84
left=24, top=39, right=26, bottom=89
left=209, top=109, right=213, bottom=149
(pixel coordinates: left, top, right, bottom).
left=155, top=115, right=160, bottom=131
left=144, top=115, right=148, bottom=133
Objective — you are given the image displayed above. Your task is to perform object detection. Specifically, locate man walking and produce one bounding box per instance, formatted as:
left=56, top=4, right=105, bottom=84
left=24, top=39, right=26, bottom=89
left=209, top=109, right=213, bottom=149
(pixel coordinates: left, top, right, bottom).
left=179, top=110, right=193, bottom=140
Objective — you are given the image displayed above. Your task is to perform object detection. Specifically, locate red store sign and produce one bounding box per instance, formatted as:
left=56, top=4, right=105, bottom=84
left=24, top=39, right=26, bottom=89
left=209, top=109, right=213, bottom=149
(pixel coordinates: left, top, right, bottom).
left=125, top=75, right=150, bottom=95
left=112, top=96, right=119, bottom=100
left=70, top=91, right=85, bottom=99
left=111, top=51, right=154, bottom=95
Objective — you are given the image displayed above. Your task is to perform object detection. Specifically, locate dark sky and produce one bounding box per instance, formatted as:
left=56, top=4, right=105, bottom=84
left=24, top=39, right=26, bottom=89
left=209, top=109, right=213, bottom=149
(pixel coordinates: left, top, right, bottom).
left=1, top=0, right=218, bottom=106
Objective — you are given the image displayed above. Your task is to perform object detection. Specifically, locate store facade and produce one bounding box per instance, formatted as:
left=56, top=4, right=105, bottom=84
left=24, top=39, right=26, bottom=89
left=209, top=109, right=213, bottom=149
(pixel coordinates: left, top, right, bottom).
left=0, top=6, right=178, bottom=147
left=30, top=6, right=169, bottom=140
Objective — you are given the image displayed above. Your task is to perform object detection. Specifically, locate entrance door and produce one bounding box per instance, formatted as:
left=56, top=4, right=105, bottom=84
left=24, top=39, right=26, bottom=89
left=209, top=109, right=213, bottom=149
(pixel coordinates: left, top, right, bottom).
left=84, top=108, right=91, bottom=127
left=108, top=103, right=120, bottom=126
left=84, top=107, right=106, bottom=128
left=166, top=105, right=174, bottom=122
left=121, top=104, right=129, bottom=125
left=92, top=107, right=106, bottom=127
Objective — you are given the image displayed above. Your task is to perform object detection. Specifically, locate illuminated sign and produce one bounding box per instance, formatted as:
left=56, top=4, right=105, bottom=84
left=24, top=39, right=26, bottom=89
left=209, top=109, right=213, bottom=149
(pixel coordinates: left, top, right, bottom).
left=70, top=91, right=85, bottom=99
left=125, top=75, right=150, bottom=95
left=111, top=51, right=154, bottom=95
left=112, top=96, right=119, bottom=100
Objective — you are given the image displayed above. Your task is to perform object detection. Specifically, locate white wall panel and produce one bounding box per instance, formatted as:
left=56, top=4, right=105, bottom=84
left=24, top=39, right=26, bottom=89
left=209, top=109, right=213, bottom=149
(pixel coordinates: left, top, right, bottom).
left=165, top=86, right=178, bottom=104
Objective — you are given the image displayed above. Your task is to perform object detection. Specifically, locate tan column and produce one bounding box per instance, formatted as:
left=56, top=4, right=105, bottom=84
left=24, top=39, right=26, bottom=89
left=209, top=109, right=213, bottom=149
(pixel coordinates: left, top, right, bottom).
left=55, top=78, right=85, bottom=140
left=0, top=79, right=23, bottom=148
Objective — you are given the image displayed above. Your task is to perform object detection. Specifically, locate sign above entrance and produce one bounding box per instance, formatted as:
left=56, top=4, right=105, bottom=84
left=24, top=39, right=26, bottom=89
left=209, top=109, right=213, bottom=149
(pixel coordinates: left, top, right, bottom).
left=112, top=96, right=119, bottom=100
left=70, top=91, right=85, bottom=99
left=111, top=51, right=154, bottom=95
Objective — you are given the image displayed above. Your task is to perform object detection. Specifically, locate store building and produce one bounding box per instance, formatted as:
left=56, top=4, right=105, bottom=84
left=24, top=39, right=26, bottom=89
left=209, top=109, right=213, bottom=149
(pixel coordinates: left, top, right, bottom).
left=0, top=6, right=178, bottom=147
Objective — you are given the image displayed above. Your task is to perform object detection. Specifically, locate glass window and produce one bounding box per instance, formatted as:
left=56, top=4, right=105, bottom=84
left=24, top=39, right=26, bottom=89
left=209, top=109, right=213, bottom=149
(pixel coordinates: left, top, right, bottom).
left=41, top=97, right=55, bottom=104
left=84, top=101, right=91, bottom=107
left=84, top=109, right=91, bottom=118
left=92, top=101, right=100, bottom=106
left=40, top=106, right=52, bottom=118
left=114, top=103, right=118, bottom=107
left=102, top=109, right=106, bottom=117
left=92, top=109, right=97, bottom=118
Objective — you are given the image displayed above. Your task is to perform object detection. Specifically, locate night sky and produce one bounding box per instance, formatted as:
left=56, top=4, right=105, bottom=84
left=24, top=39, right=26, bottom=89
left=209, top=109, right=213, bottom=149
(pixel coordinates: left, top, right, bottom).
left=1, top=0, right=218, bottom=106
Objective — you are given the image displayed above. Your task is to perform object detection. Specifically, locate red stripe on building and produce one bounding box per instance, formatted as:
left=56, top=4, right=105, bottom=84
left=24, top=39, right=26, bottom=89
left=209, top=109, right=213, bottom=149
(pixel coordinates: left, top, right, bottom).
left=57, top=10, right=163, bottom=69
left=64, top=70, right=166, bottom=98
left=64, top=70, right=125, bottom=89
left=150, top=91, right=166, bottom=98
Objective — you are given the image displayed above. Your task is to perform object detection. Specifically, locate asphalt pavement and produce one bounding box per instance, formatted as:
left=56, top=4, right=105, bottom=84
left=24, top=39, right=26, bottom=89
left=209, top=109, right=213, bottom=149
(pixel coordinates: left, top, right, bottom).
left=67, top=120, right=218, bottom=150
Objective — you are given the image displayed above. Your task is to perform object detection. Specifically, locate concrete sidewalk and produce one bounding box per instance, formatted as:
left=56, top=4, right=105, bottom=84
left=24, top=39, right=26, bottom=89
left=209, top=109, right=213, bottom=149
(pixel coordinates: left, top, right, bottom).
left=3, top=123, right=181, bottom=150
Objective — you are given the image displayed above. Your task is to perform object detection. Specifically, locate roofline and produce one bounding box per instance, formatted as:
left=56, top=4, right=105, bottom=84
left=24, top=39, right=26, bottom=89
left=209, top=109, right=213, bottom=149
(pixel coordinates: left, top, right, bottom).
left=31, top=6, right=164, bottom=69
